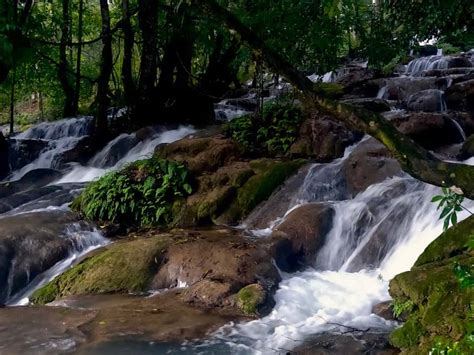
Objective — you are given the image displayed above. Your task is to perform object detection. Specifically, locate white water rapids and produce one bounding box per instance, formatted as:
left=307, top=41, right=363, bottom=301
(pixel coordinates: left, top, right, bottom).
left=206, top=151, right=474, bottom=353
left=3, top=113, right=474, bottom=353
left=3, top=119, right=196, bottom=306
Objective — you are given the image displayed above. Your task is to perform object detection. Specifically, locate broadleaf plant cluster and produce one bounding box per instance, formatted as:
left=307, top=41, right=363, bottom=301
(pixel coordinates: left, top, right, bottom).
left=227, top=97, right=303, bottom=156
left=72, top=157, right=193, bottom=227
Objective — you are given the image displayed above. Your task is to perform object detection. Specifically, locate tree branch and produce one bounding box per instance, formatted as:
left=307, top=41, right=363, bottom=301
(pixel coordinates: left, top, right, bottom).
left=198, top=0, right=474, bottom=200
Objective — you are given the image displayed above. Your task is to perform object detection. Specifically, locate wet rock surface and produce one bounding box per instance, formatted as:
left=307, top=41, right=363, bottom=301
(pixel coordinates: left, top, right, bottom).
left=0, top=210, right=87, bottom=304
left=342, top=138, right=402, bottom=196
left=272, top=203, right=334, bottom=272
left=290, top=117, right=362, bottom=162
left=31, top=228, right=280, bottom=317
left=291, top=332, right=399, bottom=354
left=0, top=291, right=241, bottom=354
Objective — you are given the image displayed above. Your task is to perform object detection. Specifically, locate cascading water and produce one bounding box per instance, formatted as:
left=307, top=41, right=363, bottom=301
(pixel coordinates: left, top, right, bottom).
left=6, top=222, right=108, bottom=306
left=8, top=116, right=93, bottom=181
left=56, top=125, right=196, bottom=183
left=198, top=143, right=474, bottom=354
left=1, top=119, right=196, bottom=308
left=405, top=55, right=449, bottom=76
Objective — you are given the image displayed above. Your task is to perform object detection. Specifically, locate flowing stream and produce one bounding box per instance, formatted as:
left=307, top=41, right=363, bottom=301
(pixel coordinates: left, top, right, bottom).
left=2, top=119, right=196, bottom=306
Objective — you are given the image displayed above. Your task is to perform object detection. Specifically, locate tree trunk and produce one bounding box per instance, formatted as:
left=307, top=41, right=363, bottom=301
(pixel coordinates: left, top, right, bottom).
left=121, top=0, right=135, bottom=107
left=136, top=0, right=159, bottom=121
left=95, top=0, right=113, bottom=138
left=59, top=0, right=76, bottom=117
left=73, top=0, right=85, bottom=114
left=9, top=66, right=15, bottom=135
left=198, top=0, right=474, bottom=200
left=174, top=9, right=193, bottom=89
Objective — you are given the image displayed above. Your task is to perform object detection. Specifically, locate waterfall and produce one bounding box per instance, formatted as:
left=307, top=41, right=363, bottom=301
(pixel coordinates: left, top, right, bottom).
left=6, top=223, right=108, bottom=306
left=7, top=117, right=93, bottom=181
left=206, top=144, right=474, bottom=354
left=56, top=125, right=196, bottom=183
left=449, top=118, right=467, bottom=141
left=405, top=55, right=449, bottom=76
left=15, top=116, right=93, bottom=140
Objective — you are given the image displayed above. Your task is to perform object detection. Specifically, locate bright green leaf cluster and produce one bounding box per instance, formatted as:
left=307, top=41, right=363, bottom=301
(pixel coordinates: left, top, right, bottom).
left=73, top=157, right=193, bottom=227
left=227, top=97, right=303, bottom=156
left=392, top=299, right=415, bottom=319
left=431, top=187, right=465, bottom=231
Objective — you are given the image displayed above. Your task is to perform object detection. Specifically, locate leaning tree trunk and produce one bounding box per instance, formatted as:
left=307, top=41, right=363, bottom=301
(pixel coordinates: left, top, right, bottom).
left=198, top=0, right=474, bottom=200
left=95, top=0, right=113, bottom=139
left=59, top=0, right=76, bottom=117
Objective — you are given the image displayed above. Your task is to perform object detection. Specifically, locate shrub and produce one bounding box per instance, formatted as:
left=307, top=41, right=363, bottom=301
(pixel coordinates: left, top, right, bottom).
left=73, top=157, right=193, bottom=226
left=227, top=97, right=303, bottom=156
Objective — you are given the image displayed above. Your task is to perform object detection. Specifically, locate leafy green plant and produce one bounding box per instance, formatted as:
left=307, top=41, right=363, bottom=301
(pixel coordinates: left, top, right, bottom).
left=430, top=340, right=462, bottom=355
left=227, top=98, right=303, bottom=156
left=392, top=299, right=415, bottom=318
left=73, top=157, right=193, bottom=227
left=432, top=187, right=473, bottom=231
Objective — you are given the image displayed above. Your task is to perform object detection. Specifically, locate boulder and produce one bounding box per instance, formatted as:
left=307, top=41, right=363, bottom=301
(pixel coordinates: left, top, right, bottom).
left=406, top=89, right=446, bottom=112
left=271, top=203, right=334, bottom=272
left=372, top=301, right=395, bottom=321
left=459, top=134, right=474, bottom=159
left=388, top=112, right=466, bottom=148
left=155, top=136, right=241, bottom=175
left=53, top=136, right=103, bottom=169
left=416, top=45, right=438, bottom=57
left=342, top=138, right=402, bottom=196
left=445, top=79, right=474, bottom=112
left=334, top=65, right=376, bottom=88
left=0, top=168, right=62, bottom=198
left=0, top=211, right=86, bottom=304
left=7, top=138, right=48, bottom=171
left=447, top=56, right=473, bottom=69
left=32, top=228, right=280, bottom=316
left=0, top=132, right=9, bottom=180
left=388, top=216, right=474, bottom=353
left=290, top=117, right=362, bottom=162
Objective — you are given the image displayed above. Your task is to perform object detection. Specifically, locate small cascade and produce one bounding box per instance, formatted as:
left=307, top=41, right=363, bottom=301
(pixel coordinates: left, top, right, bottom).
left=449, top=118, right=467, bottom=141
left=206, top=142, right=474, bottom=353
left=7, top=117, right=94, bottom=181
left=6, top=223, right=108, bottom=306
left=307, top=71, right=336, bottom=83
left=15, top=116, right=93, bottom=140
left=56, top=125, right=196, bottom=183
left=405, top=55, right=449, bottom=76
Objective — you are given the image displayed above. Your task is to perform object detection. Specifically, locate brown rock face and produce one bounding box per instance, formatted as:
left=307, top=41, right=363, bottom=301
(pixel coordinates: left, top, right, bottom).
left=0, top=211, right=86, bottom=304
left=372, top=301, right=395, bottom=321
left=271, top=203, right=335, bottom=272
left=290, top=117, right=361, bottom=162
left=446, top=79, right=474, bottom=112
left=388, top=112, right=467, bottom=148
left=342, top=138, right=402, bottom=196
left=155, top=135, right=241, bottom=175
left=152, top=229, right=281, bottom=296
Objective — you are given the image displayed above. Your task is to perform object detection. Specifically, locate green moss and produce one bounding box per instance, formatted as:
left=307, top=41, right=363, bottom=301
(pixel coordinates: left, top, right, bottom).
left=390, top=316, right=425, bottom=348
left=388, top=216, right=474, bottom=353
left=228, top=159, right=305, bottom=220
left=314, top=82, right=344, bottom=99
left=237, top=284, right=265, bottom=316
left=415, top=216, right=474, bottom=267
left=31, top=237, right=170, bottom=304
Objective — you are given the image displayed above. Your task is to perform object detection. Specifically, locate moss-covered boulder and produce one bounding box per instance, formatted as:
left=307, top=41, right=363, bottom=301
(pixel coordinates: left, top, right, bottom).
left=31, top=228, right=281, bottom=316
left=236, top=284, right=266, bottom=316
left=389, top=216, right=474, bottom=354
left=31, top=236, right=170, bottom=304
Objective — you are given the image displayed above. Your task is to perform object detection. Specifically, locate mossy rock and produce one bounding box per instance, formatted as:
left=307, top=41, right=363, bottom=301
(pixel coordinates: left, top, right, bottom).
left=237, top=284, right=266, bottom=316
left=388, top=215, right=474, bottom=353
left=390, top=316, right=425, bottom=349
left=31, top=237, right=170, bottom=304
left=217, top=159, right=305, bottom=224
left=414, top=215, right=474, bottom=267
